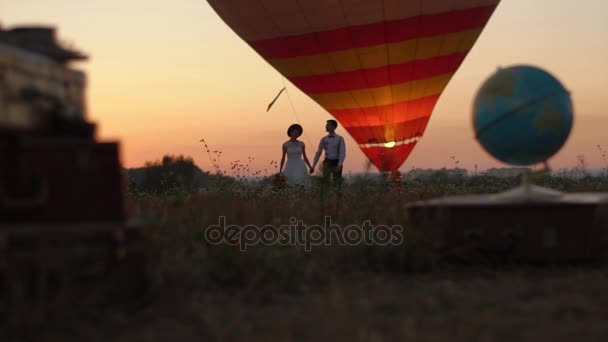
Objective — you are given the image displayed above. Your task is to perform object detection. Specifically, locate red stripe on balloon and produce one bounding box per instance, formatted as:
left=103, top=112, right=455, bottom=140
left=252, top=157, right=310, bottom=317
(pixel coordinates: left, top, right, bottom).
left=362, top=143, right=419, bottom=172
left=345, top=116, right=431, bottom=145
left=290, top=53, right=466, bottom=94
left=249, top=5, right=497, bottom=59
left=329, top=95, right=440, bottom=127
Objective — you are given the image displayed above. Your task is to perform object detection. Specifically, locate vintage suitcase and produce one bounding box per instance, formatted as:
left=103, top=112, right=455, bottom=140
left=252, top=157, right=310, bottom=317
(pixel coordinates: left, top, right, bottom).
left=0, top=27, right=149, bottom=313
left=406, top=185, right=608, bottom=262
left=0, top=138, right=124, bottom=222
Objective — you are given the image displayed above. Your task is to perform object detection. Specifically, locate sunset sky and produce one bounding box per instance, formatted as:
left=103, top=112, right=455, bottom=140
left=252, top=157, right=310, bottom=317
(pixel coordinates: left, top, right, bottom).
left=2, top=0, right=607, bottom=174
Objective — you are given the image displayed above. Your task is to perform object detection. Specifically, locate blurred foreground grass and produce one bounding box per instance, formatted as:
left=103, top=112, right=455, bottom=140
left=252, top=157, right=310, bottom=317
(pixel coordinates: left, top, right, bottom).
left=5, top=173, right=608, bottom=341
left=130, top=173, right=608, bottom=292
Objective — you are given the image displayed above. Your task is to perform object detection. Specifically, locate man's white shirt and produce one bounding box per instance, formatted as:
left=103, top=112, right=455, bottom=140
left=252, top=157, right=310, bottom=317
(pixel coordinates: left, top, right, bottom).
left=313, top=133, right=346, bottom=167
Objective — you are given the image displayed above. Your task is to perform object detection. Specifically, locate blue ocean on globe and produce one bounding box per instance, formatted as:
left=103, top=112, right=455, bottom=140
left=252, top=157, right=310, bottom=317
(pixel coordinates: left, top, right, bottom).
left=472, top=65, right=573, bottom=166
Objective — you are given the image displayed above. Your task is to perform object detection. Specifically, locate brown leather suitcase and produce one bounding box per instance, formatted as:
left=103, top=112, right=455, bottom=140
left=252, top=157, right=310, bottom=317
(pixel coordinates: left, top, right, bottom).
left=406, top=187, right=608, bottom=262
left=0, top=27, right=148, bottom=313
left=0, top=137, right=124, bottom=223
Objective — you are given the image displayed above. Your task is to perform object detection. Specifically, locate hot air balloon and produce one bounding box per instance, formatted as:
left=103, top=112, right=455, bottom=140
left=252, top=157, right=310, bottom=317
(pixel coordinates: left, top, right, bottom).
left=207, top=0, right=501, bottom=171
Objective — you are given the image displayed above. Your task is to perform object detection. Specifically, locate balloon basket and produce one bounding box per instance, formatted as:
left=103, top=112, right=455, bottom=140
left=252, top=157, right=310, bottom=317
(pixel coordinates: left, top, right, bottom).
left=405, top=170, right=608, bottom=263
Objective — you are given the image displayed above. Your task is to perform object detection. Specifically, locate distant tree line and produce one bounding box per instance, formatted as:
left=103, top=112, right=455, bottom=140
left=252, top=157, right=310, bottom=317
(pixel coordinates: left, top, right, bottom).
left=126, top=155, right=209, bottom=194
left=125, top=154, right=608, bottom=194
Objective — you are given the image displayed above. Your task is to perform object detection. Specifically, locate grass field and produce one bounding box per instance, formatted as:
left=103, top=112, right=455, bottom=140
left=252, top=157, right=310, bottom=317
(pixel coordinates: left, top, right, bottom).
left=4, top=171, right=608, bottom=341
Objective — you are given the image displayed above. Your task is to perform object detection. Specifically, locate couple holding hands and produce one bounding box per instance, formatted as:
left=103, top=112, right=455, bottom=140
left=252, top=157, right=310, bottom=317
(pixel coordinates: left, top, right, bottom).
left=279, top=119, right=346, bottom=186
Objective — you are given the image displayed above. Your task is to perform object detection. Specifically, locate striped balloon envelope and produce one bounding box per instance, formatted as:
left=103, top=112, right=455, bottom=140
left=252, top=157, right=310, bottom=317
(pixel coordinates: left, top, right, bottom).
left=207, top=0, right=501, bottom=171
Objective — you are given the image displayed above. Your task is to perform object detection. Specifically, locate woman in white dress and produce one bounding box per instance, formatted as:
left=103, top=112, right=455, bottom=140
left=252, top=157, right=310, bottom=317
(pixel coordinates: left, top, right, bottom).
left=279, top=124, right=312, bottom=185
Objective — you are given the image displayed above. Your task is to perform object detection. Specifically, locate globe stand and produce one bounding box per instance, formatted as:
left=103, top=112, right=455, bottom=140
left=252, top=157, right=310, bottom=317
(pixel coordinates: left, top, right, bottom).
left=494, top=161, right=563, bottom=202
left=405, top=162, right=608, bottom=263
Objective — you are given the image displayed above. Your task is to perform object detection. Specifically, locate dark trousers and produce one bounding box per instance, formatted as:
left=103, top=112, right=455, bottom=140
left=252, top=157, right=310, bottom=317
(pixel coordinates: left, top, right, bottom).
left=322, top=159, right=343, bottom=186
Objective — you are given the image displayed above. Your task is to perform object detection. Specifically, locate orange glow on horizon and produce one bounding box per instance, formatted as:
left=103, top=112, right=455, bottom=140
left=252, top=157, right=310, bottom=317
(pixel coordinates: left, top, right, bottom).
left=2, top=0, right=607, bottom=174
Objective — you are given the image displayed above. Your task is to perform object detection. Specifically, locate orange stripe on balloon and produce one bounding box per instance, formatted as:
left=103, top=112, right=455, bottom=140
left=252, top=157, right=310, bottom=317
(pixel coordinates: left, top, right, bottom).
left=249, top=5, right=497, bottom=59
left=270, top=29, right=483, bottom=77
left=310, top=74, right=451, bottom=110
left=290, top=53, right=466, bottom=94
left=329, top=95, right=439, bottom=127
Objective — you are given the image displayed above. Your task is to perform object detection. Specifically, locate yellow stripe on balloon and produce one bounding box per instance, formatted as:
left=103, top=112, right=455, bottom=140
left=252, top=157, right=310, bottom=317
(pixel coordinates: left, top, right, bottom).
left=269, top=29, right=483, bottom=78
left=309, top=73, right=452, bottom=110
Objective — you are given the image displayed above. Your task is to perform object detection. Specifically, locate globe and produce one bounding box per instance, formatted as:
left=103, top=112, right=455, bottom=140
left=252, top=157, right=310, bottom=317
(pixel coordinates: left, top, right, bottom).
left=472, top=65, right=573, bottom=166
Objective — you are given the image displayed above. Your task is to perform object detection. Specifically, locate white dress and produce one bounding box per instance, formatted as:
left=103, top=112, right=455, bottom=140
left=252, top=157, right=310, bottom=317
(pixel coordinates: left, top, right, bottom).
left=283, top=141, right=309, bottom=185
